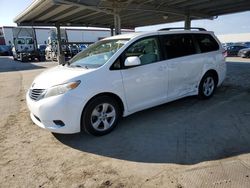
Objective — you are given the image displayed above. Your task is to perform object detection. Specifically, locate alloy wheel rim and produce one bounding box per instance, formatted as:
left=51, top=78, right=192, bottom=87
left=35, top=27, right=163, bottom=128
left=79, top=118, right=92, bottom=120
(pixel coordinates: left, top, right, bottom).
left=203, top=77, right=215, bottom=96
left=91, top=103, right=116, bottom=131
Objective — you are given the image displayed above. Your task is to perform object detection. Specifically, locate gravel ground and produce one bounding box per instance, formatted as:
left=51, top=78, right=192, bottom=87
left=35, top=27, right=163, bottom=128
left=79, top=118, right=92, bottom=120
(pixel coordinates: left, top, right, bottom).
left=0, top=56, right=250, bottom=188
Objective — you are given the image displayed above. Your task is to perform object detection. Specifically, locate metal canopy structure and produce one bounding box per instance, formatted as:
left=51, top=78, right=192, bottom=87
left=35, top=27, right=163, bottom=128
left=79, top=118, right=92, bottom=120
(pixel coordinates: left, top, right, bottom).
left=14, top=0, right=250, bottom=29
left=14, top=0, right=250, bottom=64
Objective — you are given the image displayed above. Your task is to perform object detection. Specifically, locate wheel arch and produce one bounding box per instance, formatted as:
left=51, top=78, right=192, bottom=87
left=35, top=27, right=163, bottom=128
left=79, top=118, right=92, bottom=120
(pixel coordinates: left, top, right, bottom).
left=202, top=69, right=219, bottom=86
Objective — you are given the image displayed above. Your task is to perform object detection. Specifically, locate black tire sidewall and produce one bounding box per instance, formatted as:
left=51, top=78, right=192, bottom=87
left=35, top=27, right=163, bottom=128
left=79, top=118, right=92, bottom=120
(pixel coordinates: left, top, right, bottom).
left=82, top=96, right=120, bottom=136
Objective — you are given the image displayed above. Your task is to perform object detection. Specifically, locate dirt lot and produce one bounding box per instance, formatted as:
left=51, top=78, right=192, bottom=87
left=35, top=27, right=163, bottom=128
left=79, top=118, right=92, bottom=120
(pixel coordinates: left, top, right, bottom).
left=1, top=56, right=250, bottom=188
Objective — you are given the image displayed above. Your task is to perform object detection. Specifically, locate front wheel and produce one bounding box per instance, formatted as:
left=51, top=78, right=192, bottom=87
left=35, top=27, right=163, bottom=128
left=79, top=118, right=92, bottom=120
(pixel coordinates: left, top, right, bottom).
left=81, top=96, right=121, bottom=136
left=198, top=73, right=217, bottom=99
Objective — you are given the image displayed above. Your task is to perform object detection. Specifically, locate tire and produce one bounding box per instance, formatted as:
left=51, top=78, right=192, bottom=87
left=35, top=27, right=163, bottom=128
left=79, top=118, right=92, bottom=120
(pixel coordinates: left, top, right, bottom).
left=198, top=73, right=217, bottom=99
left=38, top=55, right=45, bottom=62
left=20, top=54, right=28, bottom=62
left=81, top=96, right=121, bottom=136
left=20, top=54, right=24, bottom=62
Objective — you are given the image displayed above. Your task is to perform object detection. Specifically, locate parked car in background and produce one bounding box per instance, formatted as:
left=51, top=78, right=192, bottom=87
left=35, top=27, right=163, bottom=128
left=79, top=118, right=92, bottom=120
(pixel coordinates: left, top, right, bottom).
left=222, top=42, right=233, bottom=50
left=78, top=44, right=88, bottom=52
left=68, top=44, right=79, bottom=57
left=226, top=45, right=248, bottom=56
left=26, top=29, right=226, bottom=136
left=238, top=48, right=250, bottom=58
left=242, top=42, right=250, bottom=48
left=0, top=45, right=12, bottom=56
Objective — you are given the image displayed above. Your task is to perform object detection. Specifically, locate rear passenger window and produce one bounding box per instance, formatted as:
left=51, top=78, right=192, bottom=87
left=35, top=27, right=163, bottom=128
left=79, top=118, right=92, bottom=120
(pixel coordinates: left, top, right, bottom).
left=161, top=34, right=196, bottom=59
left=194, top=34, right=219, bottom=53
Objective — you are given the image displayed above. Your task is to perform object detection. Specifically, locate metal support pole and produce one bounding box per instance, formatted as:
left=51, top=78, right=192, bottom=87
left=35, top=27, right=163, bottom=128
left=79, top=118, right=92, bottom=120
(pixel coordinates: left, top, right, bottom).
left=56, top=24, right=65, bottom=64
left=184, top=14, right=191, bottom=30
left=110, top=27, right=114, bottom=36
left=114, top=14, right=121, bottom=35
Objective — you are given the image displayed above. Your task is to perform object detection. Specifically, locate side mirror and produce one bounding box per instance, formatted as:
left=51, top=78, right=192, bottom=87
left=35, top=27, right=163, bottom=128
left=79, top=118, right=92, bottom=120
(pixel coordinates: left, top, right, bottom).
left=124, top=56, right=141, bottom=67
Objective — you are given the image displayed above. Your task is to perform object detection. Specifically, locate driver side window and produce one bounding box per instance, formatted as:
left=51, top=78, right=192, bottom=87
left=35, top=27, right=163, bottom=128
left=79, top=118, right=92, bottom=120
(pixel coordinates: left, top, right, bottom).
left=125, top=37, right=160, bottom=65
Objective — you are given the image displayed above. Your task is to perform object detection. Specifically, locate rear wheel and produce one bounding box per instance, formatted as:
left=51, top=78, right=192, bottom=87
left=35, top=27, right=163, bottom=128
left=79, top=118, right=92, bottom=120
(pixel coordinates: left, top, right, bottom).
left=198, top=73, right=217, bottom=99
left=82, top=96, right=121, bottom=136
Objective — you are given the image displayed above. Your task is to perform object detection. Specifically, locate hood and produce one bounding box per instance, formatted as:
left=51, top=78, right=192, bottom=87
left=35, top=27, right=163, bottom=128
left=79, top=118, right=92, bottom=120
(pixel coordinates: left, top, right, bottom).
left=31, top=65, right=94, bottom=89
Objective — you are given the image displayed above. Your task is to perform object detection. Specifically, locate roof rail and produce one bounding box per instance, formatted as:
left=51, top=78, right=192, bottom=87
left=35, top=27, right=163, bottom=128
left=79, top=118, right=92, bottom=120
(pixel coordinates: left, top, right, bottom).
left=158, top=27, right=207, bottom=31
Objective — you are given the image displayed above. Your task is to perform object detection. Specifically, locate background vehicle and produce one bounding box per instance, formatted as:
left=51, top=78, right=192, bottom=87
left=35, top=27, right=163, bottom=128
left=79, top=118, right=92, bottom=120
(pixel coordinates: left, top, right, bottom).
left=0, top=45, right=12, bottom=56
left=242, top=42, right=250, bottom=48
left=68, top=44, right=79, bottom=57
left=226, top=45, right=248, bottom=56
left=45, top=29, right=69, bottom=61
left=238, top=48, right=250, bottom=58
left=12, top=27, right=45, bottom=62
left=78, top=44, right=88, bottom=52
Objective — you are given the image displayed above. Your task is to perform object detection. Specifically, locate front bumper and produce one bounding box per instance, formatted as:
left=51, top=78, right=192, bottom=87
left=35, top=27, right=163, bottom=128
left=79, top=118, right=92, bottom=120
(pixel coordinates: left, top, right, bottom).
left=26, top=91, right=85, bottom=134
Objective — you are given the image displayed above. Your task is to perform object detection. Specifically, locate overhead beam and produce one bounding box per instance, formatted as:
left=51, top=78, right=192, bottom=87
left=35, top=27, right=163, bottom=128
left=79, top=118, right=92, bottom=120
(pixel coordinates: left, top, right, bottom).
left=44, top=6, right=79, bottom=22
left=99, top=3, right=211, bottom=19
left=67, top=12, right=101, bottom=23
left=171, top=0, right=211, bottom=8
left=53, top=0, right=116, bottom=16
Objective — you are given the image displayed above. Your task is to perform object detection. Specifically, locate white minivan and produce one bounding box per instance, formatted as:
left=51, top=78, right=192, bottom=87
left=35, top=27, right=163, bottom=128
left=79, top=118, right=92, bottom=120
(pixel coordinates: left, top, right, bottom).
left=26, top=29, right=226, bottom=136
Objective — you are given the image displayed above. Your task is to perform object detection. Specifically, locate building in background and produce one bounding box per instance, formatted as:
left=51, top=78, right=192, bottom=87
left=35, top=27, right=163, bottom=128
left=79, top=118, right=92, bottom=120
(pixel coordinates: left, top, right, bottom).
left=0, top=26, right=133, bottom=46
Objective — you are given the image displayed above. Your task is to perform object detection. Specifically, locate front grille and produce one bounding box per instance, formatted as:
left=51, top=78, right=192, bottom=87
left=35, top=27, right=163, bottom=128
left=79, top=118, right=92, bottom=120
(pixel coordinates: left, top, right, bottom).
left=29, top=89, right=45, bottom=101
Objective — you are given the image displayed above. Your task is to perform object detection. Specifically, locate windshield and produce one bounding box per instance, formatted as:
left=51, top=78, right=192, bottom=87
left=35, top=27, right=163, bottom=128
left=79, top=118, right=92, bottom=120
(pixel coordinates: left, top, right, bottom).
left=26, top=38, right=34, bottom=44
left=68, top=39, right=129, bottom=68
left=17, top=39, right=25, bottom=44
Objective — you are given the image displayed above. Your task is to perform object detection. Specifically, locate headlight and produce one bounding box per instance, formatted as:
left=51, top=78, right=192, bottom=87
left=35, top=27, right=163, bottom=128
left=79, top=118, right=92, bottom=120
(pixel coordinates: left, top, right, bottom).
left=44, top=80, right=81, bottom=98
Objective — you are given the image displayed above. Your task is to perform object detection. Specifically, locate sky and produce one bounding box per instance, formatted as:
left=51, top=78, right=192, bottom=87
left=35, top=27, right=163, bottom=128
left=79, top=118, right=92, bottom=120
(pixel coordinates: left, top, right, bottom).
left=0, top=0, right=250, bottom=35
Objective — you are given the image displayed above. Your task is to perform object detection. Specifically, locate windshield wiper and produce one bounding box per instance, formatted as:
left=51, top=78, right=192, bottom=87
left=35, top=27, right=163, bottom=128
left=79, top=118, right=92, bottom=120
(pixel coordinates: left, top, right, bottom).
left=70, top=64, right=83, bottom=68
left=70, top=64, right=88, bottom=69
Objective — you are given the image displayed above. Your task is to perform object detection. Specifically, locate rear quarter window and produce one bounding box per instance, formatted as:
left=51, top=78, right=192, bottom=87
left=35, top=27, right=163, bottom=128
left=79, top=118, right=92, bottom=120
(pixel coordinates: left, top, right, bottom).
left=194, top=34, right=219, bottom=53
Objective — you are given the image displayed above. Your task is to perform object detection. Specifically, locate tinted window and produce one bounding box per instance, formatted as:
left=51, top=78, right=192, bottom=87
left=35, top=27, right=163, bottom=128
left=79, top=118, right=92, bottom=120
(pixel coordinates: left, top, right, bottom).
left=26, top=38, right=34, bottom=44
left=194, top=34, right=219, bottom=53
left=125, top=37, right=160, bottom=65
left=17, top=39, right=25, bottom=44
left=161, top=34, right=196, bottom=59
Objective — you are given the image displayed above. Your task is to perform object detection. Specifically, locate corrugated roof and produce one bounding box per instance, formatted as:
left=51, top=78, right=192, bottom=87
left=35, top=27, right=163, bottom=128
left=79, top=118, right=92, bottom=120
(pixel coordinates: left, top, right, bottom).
left=14, top=0, right=250, bottom=28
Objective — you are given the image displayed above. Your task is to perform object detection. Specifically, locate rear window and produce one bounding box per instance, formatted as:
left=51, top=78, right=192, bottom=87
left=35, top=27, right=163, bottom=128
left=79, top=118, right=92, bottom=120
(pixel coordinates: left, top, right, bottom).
left=161, top=34, right=197, bottom=59
left=194, top=34, right=219, bottom=53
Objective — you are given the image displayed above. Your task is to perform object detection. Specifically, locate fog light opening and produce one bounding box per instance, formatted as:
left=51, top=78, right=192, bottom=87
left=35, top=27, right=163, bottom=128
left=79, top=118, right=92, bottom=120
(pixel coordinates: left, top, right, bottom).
left=53, top=120, right=65, bottom=127
left=34, top=115, right=41, bottom=122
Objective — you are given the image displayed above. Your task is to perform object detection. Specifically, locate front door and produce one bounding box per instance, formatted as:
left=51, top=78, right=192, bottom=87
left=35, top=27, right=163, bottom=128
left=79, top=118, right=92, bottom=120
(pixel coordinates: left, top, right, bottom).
left=121, top=37, right=167, bottom=112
